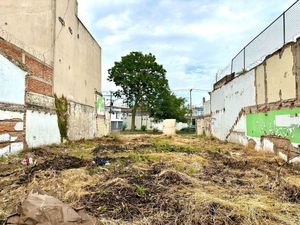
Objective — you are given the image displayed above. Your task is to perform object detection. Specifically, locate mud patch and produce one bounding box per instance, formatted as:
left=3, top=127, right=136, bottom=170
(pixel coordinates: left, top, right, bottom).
left=18, top=155, right=88, bottom=184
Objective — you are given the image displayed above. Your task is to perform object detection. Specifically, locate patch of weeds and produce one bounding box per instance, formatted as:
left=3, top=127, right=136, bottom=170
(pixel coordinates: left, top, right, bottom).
left=111, top=134, right=120, bottom=142
left=0, top=152, right=21, bottom=164
left=142, top=154, right=162, bottom=162
left=153, top=142, right=200, bottom=153
left=186, top=166, right=198, bottom=175
left=86, top=165, right=106, bottom=176
left=54, top=95, right=68, bottom=141
left=135, top=184, right=146, bottom=197
left=126, top=152, right=143, bottom=162
left=97, top=206, right=107, bottom=214
left=69, top=148, right=93, bottom=160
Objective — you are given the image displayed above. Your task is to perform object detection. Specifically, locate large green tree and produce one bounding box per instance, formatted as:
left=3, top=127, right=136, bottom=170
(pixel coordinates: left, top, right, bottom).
left=148, top=92, right=188, bottom=123
left=108, top=52, right=169, bottom=130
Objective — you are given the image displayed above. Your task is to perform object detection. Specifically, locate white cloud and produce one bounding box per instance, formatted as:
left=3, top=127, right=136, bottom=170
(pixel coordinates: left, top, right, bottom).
left=77, top=0, right=296, bottom=106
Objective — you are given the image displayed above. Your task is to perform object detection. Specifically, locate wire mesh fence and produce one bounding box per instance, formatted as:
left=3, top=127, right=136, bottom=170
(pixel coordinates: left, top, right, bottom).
left=216, top=0, right=300, bottom=81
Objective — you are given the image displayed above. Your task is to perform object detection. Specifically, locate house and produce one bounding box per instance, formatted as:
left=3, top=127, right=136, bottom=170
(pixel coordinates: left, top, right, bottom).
left=0, top=0, right=109, bottom=155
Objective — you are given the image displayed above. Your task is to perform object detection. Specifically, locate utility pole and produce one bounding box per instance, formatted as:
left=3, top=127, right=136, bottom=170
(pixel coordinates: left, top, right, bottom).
left=109, top=91, right=113, bottom=115
left=190, top=89, right=193, bottom=125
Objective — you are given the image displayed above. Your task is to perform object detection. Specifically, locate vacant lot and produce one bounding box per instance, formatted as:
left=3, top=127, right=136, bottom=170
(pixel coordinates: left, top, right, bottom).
left=1, top=134, right=300, bottom=225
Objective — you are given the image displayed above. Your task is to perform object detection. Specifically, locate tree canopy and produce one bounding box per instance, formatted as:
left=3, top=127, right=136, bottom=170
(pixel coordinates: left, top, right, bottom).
left=108, top=51, right=188, bottom=130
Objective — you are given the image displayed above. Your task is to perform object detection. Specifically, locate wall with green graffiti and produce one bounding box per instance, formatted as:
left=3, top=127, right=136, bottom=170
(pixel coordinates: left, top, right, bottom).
left=246, top=107, right=300, bottom=143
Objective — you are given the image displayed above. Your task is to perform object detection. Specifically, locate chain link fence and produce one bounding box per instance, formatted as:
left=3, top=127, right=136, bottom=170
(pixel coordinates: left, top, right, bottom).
left=217, top=0, right=300, bottom=81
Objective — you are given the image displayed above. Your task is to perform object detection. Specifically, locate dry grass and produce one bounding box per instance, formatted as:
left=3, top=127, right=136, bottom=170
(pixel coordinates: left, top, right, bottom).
left=1, top=134, right=300, bottom=224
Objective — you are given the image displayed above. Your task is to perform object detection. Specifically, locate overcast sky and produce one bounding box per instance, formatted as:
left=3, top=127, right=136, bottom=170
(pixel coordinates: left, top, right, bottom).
left=77, top=0, right=295, bottom=106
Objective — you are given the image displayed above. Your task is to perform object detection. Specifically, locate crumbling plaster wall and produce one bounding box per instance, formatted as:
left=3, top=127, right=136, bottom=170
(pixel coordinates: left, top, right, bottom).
left=68, top=101, right=98, bottom=140
left=0, top=54, right=26, bottom=155
left=211, top=70, right=256, bottom=141
left=256, top=45, right=296, bottom=104
left=0, top=39, right=61, bottom=154
left=96, top=112, right=111, bottom=137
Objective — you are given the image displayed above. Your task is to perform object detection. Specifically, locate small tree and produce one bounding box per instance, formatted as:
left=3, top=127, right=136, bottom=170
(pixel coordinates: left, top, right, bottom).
left=108, top=52, right=169, bottom=130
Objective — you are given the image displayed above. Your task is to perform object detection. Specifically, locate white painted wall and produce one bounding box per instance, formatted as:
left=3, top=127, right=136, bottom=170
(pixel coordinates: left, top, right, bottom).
left=0, top=110, right=23, bottom=120
left=203, top=100, right=211, bottom=116
left=0, top=54, right=27, bottom=105
left=211, top=70, right=256, bottom=141
left=26, top=110, right=61, bottom=148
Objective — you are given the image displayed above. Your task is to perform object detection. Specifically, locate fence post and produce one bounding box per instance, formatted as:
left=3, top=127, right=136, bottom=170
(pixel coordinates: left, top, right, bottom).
left=283, top=12, right=286, bottom=45
left=243, top=48, right=246, bottom=71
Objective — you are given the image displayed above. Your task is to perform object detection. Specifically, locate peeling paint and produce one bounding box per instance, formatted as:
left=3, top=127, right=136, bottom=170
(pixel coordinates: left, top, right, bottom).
left=0, top=133, right=10, bottom=142
left=14, top=122, right=23, bottom=131
left=10, top=142, right=23, bottom=153
left=0, top=110, right=23, bottom=120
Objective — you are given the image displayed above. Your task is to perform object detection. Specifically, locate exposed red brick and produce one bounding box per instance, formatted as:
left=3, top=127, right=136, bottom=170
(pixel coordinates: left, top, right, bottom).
left=0, top=39, right=22, bottom=62
left=25, top=55, right=52, bottom=82
left=0, top=121, right=19, bottom=132
left=26, top=76, right=52, bottom=96
left=0, top=38, right=53, bottom=92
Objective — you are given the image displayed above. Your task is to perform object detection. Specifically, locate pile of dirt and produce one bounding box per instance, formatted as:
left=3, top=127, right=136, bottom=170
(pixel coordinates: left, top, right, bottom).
left=18, top=155, right=88, bottom=184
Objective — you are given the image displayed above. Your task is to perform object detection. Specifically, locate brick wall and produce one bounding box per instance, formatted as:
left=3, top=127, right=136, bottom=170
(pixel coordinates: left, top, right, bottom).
left=0, top=38, right=53, bottom=97
left=0, top=38, right=57, bottom=154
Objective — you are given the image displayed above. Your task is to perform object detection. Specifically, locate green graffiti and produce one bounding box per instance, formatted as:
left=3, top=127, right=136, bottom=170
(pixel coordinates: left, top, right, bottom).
left=96, top=95, right=105, bottom=114
left=246, top=107, right=300, bottom=143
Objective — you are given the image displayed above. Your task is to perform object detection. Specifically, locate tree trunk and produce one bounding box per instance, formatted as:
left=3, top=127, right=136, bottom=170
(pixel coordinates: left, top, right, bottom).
left=131, top=106, right=137, bottom=131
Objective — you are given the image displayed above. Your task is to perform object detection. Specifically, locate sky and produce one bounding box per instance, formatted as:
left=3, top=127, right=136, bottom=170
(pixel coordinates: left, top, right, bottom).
left=77, top=0, right=295, bottom=106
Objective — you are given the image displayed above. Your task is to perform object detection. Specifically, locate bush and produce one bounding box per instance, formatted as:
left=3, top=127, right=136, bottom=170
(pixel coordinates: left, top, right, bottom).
left=122, top=124, right=127, bottom=131
left=141, top=125, right=147, bottom=131
left=153, top=128, right=159, bottom=133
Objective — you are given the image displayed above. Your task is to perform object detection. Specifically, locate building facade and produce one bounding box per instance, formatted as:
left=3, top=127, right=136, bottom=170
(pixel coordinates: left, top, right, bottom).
left=0, top=0, right=109, bottom=155
left=208, top=39, right=300, bottom=163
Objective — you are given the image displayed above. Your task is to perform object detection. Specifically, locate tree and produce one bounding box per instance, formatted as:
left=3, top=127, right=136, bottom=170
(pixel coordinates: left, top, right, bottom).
left=108, top=52, right=169, bottom=130
left=148, top=92, right=188, bottom=123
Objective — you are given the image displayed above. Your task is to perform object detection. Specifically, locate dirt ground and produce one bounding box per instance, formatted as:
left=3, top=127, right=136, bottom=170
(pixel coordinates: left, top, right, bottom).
left=1, top=134, right=300, bottom=225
